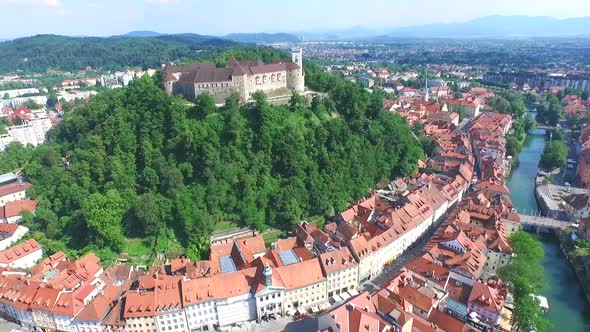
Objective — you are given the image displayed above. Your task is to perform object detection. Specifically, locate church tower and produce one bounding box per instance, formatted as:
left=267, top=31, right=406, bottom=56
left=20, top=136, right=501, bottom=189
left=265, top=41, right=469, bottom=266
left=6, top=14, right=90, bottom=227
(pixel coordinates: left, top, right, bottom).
left=263, top=263, right=273, bottom=286
left=424, top=74, right=429, bottom=102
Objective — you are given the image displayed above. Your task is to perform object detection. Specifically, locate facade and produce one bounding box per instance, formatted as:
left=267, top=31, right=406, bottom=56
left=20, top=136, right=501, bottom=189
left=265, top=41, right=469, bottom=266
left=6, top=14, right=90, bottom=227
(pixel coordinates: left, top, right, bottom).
left=0, top=239, right=42, bottom=269
left=0, top=181, right=31, bottom=207
left=1, top=199, right=38, bottom=223
left=467, top=279, right=507, bottom=325
left=0, top=224, right=28, bottom=250
left=319, top=247, right=359, bottom=299
left=275, top=258, right=327, bottom=312
left=253, top=263, right=285, bottom=322
left=2, top=118, right=52, bottom=150
left=164, top=49, right=304, bottom=103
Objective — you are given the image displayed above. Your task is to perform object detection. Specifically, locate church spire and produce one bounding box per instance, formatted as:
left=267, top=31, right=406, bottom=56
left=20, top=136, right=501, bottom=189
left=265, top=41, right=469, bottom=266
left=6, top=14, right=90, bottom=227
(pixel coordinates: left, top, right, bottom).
left=424, top=70, right=429, bottom=102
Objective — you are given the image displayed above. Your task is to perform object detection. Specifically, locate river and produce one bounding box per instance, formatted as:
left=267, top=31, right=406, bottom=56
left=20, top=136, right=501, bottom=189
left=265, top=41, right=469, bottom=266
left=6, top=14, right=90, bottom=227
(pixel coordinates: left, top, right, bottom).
left=506, top=129, right=590, bottom=332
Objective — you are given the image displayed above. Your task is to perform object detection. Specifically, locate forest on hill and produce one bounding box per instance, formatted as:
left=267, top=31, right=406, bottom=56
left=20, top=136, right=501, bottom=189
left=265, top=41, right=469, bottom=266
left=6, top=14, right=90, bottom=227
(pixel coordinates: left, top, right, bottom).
left=0, top=65, right=423, bottom=261
left=0, top=34, right=239, bottom=73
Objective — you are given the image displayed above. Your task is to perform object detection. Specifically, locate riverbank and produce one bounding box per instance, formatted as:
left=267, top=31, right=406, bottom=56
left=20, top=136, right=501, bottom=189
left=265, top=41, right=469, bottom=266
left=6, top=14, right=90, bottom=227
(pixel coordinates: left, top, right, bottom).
left=507, top=132, right=590, bottom=331
left=558, top=231, right=590, bottom=305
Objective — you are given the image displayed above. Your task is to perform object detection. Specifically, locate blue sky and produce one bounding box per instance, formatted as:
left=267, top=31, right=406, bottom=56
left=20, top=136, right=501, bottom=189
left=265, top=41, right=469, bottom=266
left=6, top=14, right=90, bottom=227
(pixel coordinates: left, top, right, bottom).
left=1, top=0, right=589, bottom=38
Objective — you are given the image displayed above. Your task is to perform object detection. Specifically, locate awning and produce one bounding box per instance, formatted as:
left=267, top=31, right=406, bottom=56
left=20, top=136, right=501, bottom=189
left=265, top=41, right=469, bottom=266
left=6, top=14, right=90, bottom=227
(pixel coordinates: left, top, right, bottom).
left=341, top=292, right=352, bottom=300
left=332, top=294, right=343, bottom=302
left=287, top=309, right=296, bottom=316
left=348, top=289, right=360, bottom=297
left=311, top=306, right=320, bottom=313
left=321, top=302, right=331, bottom=310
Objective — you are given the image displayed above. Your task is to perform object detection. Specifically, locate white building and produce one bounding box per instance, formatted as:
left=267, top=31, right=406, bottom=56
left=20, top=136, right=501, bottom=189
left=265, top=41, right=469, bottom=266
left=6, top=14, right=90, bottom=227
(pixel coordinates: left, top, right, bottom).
left=0, top=239, right=42, bottom=269
left=0, top=224, right=28, bottom=250
left=275, top=258, right=327, bottom=314
left=319, top=247, right=359, bottom=300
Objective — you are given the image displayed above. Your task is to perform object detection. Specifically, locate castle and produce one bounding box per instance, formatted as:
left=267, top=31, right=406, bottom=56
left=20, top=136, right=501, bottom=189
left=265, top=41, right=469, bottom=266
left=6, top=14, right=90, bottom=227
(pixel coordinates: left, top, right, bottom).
left=163, top=47, right=304, bottom=103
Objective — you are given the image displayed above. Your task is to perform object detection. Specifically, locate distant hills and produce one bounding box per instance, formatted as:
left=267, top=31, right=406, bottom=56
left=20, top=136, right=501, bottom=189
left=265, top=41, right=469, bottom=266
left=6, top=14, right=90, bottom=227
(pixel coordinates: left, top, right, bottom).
left=222, top=33, right=299, bottom=44
left=120, top=30, right=167, bottom=38
left=0, top=34, right=237, bottom=73
left=383, top=15, right=590, bottom=38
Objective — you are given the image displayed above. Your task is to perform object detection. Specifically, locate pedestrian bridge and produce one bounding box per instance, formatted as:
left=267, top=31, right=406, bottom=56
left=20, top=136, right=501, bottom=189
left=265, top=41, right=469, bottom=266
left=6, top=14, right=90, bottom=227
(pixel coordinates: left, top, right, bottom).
left=518, top=214, right=571, bottom=230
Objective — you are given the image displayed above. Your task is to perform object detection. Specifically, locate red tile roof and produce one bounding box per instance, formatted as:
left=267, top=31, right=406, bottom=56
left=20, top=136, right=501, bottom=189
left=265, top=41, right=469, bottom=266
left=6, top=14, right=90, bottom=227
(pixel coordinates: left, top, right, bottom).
left=274, top=258, right=325, bottom=290
left=0, top=182, right=31, bottom=199
left=0, top=239, right=41, bottom=265
left=2, top=199, right=38, bottom=218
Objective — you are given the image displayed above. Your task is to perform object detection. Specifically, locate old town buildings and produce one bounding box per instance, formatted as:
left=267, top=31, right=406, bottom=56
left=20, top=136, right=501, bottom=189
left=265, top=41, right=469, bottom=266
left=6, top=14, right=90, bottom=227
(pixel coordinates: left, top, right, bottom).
left=0, top=105, right=518, bottom=332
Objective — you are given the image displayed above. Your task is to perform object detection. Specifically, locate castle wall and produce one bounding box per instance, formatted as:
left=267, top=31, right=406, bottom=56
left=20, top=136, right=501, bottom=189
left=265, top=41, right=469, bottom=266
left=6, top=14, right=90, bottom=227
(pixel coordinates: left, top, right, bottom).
left=193, top=81, right=238, bottom=103
left=244, top=70, right=289, bottom=99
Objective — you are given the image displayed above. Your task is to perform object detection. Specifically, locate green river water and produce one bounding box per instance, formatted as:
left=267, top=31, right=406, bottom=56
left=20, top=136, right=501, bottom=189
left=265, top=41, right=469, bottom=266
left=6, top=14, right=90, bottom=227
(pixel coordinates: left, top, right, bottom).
left=506, top=129, right=590, bottom=332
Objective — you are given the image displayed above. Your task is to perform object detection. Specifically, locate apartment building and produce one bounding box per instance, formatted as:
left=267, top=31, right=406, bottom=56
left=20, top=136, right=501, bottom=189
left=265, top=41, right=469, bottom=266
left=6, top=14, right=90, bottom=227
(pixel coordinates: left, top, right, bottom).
left=319, top=247, right=359, bottom=299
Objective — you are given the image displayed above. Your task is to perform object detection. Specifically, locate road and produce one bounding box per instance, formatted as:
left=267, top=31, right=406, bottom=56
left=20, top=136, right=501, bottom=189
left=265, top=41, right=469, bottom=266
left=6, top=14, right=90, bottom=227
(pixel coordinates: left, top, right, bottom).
left=360, top=211, right=450, bottom=291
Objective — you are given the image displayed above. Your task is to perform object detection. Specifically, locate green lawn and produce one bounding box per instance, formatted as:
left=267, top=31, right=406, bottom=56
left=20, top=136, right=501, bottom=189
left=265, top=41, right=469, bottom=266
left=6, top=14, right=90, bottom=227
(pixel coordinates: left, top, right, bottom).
left=263, top=231, right=284, bottom=247
left=214, top=221, right=239, bottom=232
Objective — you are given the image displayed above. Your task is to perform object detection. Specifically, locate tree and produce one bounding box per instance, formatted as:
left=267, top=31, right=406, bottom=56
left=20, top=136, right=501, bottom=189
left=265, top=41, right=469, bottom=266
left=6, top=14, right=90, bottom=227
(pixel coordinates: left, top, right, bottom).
left=82, top=190, right=126, bottom=252
left=193, top=93, right=217, bottom=119
left=582, top=90, right=590, bottom=101
left=20, top=99, right=43, bottom=110
left=128, top=193, right=161, bottom=239
left=550, top=128, right=564, bottom=141
left=540, top=141, right=567, bottom=170
left=490, top=97, right=511, bottom=114
left=419, top=136, right=437, bottom=157
left=506, top=137, right=522, bottom=157
left=289, top=91, right=303, bottom=111
left=523, top=113, right=536, bottom=133
left=499, top=231, right=550, bottom=332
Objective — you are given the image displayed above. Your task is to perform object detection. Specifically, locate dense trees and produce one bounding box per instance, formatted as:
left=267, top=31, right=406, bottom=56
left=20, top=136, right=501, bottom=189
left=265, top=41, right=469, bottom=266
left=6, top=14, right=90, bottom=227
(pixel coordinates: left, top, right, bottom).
left=540, top=141, right=568, bottom=170
left=499, top=231, right=550, bottom=332
left=3, top=73, right=422, bottom=261
left=536, top=95, right=564, bottom=126
left=0, top=34, right=238, bottom=73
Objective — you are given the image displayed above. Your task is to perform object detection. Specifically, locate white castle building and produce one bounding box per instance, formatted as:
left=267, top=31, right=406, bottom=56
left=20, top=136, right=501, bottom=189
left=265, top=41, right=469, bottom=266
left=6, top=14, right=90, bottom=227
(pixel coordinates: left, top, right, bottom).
left=163, top=48, right=304, bottom=103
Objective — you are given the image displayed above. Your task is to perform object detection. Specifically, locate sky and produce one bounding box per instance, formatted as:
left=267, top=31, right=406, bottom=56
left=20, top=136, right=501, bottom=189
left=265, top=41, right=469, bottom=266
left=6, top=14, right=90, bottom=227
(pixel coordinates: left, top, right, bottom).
left=1, top=0, right=590, bottom=38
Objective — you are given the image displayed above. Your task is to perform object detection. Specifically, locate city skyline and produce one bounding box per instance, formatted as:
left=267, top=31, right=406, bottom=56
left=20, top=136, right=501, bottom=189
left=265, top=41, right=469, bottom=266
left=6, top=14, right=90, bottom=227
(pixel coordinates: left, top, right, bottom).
left=1, top=0, right=590, bottom=38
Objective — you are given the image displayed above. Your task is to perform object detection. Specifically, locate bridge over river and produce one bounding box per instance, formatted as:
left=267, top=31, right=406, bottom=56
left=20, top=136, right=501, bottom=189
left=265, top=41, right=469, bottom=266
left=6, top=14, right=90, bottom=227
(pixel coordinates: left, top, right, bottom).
left=518, top=213, right=571, bottom=230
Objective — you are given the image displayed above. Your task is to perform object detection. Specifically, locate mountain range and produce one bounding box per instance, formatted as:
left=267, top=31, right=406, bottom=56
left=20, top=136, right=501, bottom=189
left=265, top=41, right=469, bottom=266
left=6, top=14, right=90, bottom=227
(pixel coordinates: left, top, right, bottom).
left=383, top=15, right=590, bottom=38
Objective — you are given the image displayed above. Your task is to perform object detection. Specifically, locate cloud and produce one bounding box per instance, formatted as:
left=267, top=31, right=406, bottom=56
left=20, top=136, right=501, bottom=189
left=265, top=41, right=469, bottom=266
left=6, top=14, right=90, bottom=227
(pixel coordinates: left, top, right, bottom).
left=0, top=0, right=62, bottom=6
left=146, top=0, right=178, bottom=4
left=42, top=0, right=61, bottom=6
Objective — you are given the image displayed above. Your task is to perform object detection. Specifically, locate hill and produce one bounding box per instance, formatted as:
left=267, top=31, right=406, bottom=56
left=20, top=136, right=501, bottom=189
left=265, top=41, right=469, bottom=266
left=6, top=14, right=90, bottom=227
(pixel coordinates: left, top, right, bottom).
left=120, top=30, right=167, bottom=38
left=0, top=66, right=422, bottom=261
left=222, top=33, right=299, bottom=44
left=385, top=15, right=590, bottom=38
left=0, top=34, right=237, bottom=74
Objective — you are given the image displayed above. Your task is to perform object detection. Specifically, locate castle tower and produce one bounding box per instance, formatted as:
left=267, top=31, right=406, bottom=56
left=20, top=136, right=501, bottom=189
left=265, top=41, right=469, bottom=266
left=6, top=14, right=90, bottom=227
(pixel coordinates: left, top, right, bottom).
left=288, top=35, right=305, bottom=92
left=292, top=35, right=304, bottom=68
left=291, top=47, right=303, bottom=69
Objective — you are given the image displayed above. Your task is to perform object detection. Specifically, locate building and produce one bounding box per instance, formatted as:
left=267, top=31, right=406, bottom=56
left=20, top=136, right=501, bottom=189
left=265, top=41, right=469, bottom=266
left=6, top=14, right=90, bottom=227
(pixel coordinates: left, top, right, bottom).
left=181, top=277, right=219, bottom=331
left=0, top=223, right=28, bottom=251
left=563, top=192, right=590, bottom=220
left=0, top=239, right=42, bottom=269
left=0, top=180, right=32, bottom=207
left=163, top=49, right=304, bottom=103
left=2, top=118, right=53, bottom=150
left=274, top=258, right=327, bottom=313
left=467, top=279, right=507, bottom=325
left=319, top=247, right=359, bottom=300
left=252, top=261, right=285, bottom=322
left=0, top=199, right=38, bottom=223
